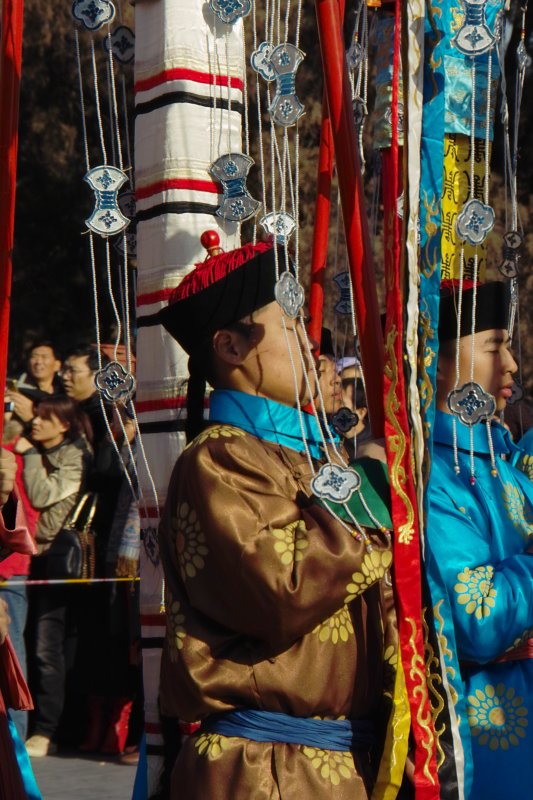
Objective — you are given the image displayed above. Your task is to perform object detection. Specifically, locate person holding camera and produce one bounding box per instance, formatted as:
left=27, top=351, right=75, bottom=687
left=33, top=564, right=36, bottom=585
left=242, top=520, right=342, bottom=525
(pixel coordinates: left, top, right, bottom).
left=16, top=395, right=92, bottom=757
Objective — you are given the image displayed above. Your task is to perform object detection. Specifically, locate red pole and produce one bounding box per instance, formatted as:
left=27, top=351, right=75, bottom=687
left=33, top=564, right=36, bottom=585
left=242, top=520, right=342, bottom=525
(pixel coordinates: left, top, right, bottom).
left=0, top=0, right=24, bottom=444
left=315, top=0, right=384, bottom=437
left=308, top=95, right=334, bottom=350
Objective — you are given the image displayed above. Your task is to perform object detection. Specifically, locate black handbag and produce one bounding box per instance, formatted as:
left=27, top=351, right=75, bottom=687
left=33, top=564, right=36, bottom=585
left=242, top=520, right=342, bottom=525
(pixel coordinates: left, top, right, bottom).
left=46, top=493, right=97, bottom=580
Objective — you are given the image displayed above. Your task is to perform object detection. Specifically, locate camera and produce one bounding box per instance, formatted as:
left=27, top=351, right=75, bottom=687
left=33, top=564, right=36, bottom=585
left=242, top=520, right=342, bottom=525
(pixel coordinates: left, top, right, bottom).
left=4, top=401, right=15, bottom=413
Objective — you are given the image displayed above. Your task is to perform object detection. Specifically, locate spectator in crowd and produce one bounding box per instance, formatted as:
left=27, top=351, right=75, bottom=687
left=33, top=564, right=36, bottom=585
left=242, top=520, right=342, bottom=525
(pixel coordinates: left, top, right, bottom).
left=0, top=410, right=40, bottom=740
left=0, top=449, right=40, bottom=797
left=17, top=341, right=63, bottom=397
left=6, top=341, right=64, bottom=427
left=61, top=345, right=135, bottom=755
left=17, top=396, right=92, bottom=758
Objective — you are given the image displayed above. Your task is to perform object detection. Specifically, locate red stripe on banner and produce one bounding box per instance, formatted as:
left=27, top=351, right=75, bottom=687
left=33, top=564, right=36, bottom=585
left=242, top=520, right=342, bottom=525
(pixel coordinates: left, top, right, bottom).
left=141, top=614, right=166, bottom=627
left=137, top=287, right=174, bottom=307
left=144, top=722, right=162, bottom=734
left=135, top=67, right=244, bottom=94
left=136, top=178, right=221, bottom=200
left=136, top=396, right=210, bottom=413
left=140, top=507, right=162, bottom=519
left=136, top=397, right=187, bottom=412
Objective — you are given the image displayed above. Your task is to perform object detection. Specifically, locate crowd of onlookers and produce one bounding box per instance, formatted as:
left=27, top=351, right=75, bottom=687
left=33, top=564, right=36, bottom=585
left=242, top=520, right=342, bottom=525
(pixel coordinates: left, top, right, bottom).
left=1, top=340, right=141, bottom=764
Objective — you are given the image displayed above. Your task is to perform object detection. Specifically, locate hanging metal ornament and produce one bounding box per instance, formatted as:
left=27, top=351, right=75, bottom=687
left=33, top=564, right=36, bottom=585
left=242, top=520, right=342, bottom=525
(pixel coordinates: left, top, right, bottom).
left=84, top=166, right=130, bottom=237
left=260, top=211, right=296, bottom=244
left=384, top=102, right=404, bottom=137
left=274, top=271, right=305, bottom=318
left=455, top=198, right=495, bottom=245
left=118, top=190, right=135, bottom=220
left=347, top=39, right=363, bottom=72
left=103, top=25, right=135, bottom=65
left=113, top=191, right=137, bottom=257
left=498, top=230, right=523, bottom=278
left=95, top=360, right=136, bottom=403
left=447, top=381, right=496, bottom=426
left=72, top=0, right=115, bottom=31
left=352, top=97, right=367, bottom=129
left=517, top=38, right=530, bottom=72
left=507, top=380, right=524, bottom=406
left=332, top=406, right=359, bottom=435
left=311, top=463, right=361, bottom=503
left=114, top=231, right=137, bottom=258
left=208, top=0, right=251, bottom=25
left=210, top=153, right=260, bottom=223
left=251, top=42, right=276, bottom=82
left=333, top=272, right=352, bottom=315
left=452, top=0, right=496, bottom=57
left=269, top=44, right=305, bottom=127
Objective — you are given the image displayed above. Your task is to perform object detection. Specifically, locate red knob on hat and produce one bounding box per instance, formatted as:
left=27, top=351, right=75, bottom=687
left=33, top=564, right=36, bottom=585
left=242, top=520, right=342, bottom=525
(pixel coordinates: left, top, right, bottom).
left=201, top=230, right=224, bottom=258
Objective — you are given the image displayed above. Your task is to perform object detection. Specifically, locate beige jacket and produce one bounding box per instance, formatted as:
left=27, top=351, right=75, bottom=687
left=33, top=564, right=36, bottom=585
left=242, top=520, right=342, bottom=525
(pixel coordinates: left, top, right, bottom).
left=22, top=439, right=92, bottom=553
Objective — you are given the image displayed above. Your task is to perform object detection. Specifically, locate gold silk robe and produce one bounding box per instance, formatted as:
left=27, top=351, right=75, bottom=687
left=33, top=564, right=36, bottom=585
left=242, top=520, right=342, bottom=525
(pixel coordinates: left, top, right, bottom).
left=159, top=423, right=399, bottom=799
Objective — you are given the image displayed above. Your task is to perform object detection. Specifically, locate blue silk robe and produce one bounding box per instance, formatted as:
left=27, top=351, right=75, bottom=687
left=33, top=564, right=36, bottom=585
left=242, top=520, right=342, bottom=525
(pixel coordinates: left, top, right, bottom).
left=425, top=410, right=533, bottom=799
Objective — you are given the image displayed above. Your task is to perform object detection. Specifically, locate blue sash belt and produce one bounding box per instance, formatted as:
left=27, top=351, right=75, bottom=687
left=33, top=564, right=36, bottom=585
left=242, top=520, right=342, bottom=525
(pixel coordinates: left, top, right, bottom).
left=200, top=709, right=376, bottom=752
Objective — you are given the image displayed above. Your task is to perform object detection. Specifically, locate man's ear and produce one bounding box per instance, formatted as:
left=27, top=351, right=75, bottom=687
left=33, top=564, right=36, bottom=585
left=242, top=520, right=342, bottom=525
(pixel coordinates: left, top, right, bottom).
left=212, top=329, right=251, bottom=367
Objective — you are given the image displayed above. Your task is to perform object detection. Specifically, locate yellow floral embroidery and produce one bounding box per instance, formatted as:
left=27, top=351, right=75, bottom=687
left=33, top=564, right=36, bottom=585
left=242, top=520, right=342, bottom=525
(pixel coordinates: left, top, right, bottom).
left=467, top=683, right=528, bottom=750
left=193, top=425, right=246, bottom=446
left=384, top=644, right=398, bottom=667
left=172, top=502, right=208, bottom=580
left=519, top=454, right=533, bottom=482
left=312, top=606, right=354, bottom=644
left=167, top=599, right=186, bottom=661
left=301, top=747, right=355, bottom=786
left=454, top=566, right=497, bottom=619
left=271, top=520, right=309, bottom=566
left=507, top=626, right=533, bottom=652
left=502, top=482, right=533, bottom=540
left=344, top=549, right=393, bottom=603
left=194, top=732, right=231, bottom=759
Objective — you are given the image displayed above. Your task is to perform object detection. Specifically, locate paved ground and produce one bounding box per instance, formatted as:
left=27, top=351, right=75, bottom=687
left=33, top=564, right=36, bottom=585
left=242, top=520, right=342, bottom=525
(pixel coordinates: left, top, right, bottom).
left=30, top=750, right=136, bottom=800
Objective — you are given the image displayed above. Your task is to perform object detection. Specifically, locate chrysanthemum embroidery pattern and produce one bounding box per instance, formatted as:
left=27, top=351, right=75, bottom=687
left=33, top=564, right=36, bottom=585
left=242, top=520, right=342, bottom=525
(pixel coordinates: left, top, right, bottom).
left=301, top=746, right=355, bottom=786
left=172, top=502, right=209, bottom=580
left=467, top=683, right=528, bottom=750
left=167, top=599, right=186, bottom=661
left=193, top=424, right=246, bottom=446
left=312, top=606, right=354, bottom=644
left=502, top=482, right=533, bottom=540
left=344, top=549, right=392, bottom=603
left=271, top=519, right=309, bottom=566
left=454, top=565, right=497, bottom=619
left=195, top=732, right=231, bottom=759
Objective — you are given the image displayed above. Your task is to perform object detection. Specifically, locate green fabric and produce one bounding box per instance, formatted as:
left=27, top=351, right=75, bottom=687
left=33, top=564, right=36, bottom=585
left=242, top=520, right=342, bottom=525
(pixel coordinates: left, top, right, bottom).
left=315, top=457, right=392, bottom=531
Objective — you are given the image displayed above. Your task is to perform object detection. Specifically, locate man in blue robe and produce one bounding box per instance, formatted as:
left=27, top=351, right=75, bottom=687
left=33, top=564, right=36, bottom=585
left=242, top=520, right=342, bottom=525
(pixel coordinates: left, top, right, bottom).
left=425, top=281, right=533, bottom=799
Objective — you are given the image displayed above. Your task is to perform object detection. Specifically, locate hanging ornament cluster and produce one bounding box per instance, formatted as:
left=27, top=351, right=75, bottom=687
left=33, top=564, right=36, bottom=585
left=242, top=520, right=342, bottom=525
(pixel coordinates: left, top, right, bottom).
left=71, top=0, right=158, bottom=507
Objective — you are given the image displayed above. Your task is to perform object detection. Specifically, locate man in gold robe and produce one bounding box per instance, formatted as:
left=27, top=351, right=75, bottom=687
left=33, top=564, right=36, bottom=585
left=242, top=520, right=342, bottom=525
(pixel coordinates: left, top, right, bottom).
left=157, top=240, right=403, bottom=799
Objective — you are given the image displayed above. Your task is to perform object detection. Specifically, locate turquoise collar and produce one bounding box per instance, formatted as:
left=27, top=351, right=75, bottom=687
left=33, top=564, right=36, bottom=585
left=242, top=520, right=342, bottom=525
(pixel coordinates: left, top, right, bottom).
left=433, top=409, right=517, bottom=457
left=209, top=390, right=335, bottom=459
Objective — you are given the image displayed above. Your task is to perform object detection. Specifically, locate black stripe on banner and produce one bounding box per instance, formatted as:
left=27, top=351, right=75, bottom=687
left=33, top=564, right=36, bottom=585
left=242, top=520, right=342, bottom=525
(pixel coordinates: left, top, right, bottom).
left=139, top=419, right=187, bottom=434
left=137, top=201, right=218, bottom=222
left=135, top=90, right=244, bottom=117
left=146, top=744, right=165, bottom=756
left=137, top=313, right=161, bottom=329
left=141, top=636, right=165, bottom=648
